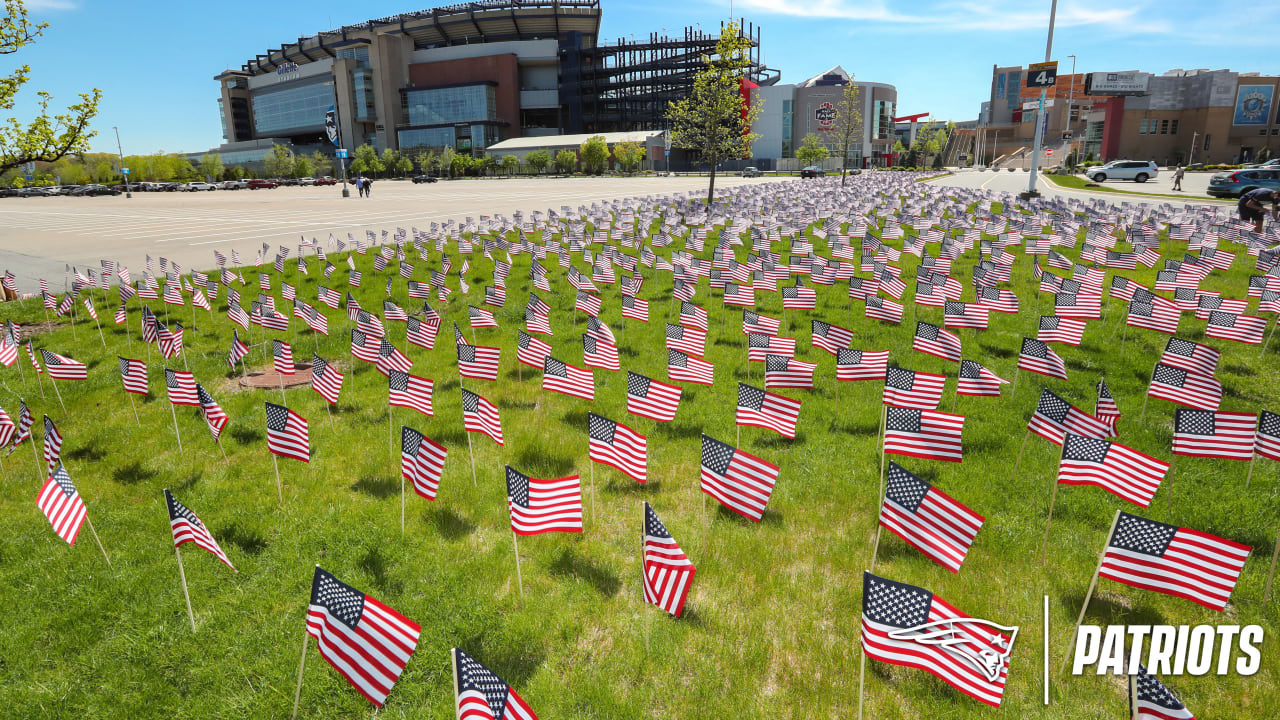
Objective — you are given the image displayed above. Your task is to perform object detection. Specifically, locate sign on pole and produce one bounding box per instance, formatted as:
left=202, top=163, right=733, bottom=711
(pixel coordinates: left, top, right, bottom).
left=1027, top=61, right=1059, bottom=88
left=335, top=149, right=349, bottom=159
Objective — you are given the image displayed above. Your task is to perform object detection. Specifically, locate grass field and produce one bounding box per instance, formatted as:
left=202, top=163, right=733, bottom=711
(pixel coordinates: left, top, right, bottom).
left=2, top=176, right=1278, bottom=719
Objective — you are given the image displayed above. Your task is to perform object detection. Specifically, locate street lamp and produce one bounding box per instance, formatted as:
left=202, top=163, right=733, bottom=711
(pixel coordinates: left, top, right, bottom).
left=1061, top=54, right=1077, bottom=170
left=113, top=126, right=131, bottom=198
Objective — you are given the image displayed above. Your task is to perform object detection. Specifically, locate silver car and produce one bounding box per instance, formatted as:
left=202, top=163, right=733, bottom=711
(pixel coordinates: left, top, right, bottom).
left=1086, top=160, right=1158, bottom=183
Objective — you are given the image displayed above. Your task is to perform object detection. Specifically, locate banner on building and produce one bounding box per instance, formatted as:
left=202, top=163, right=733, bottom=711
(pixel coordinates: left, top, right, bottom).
left=325, top=106, right=339, bottom=146
left=1085, top=72, right=1151, bottom=96
left=1233, top=85, right=1274, bottom=126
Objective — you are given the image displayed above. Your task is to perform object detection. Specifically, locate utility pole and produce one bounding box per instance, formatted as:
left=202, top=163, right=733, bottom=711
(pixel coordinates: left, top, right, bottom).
left=1025, top=0, right=1058, bottom=198
left=1060, top=54, right=1076, bottom=169
left=113, top=126, right=132, bottom=198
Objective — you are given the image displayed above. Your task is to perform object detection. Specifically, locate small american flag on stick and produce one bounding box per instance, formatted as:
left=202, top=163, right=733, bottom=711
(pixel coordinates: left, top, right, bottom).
left=506, top=465, right=583, bottom=535
left=165, top=489, right=235, bottom=570
left=1057, top=433, right=1169, bottom=507
left=879, top=461, right=984, bottom=572
left=587, top=412, right=647, bottom=483
left=1098, top=512, right=1249, bottom=611
left=401, top=426, right=448, bottom=500
left=643, top=502, right=696, bottom=617
left=700, top=434, right=780, bottom=522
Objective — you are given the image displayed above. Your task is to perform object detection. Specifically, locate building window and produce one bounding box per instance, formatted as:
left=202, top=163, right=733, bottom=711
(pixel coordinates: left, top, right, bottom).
left=1138, top=119, right=1147, bottom=135
left=336, top=47, right=370, bottom=67
left=1170, top=119, right=1178, bottom=135
left=781, top=99, right=794, bottom=158
left=402, top=85, right=497, bottom=126
left=251, top=77, right=336, bottom=136
left=352, top=69, right=376, bottom=122
left=1204, top=134, right=1210, bottom=151
left=1160, top=119, right=1169, bottom=134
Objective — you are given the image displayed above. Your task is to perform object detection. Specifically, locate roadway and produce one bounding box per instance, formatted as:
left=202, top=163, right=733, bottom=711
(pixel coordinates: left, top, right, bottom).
left=928, top=168, right=1233, bottom=210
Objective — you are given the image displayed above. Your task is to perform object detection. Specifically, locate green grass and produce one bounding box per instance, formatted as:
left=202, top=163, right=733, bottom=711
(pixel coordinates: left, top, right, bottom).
left=1, top=196, right=1279, bottom=719
left=1043, top=173, right=1233, bottom=203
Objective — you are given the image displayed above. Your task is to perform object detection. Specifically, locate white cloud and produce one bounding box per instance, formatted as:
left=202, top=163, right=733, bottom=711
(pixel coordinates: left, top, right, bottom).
left=730, top=0, right=1149, bottom=32
left=24, top=0, right=77, bottom=9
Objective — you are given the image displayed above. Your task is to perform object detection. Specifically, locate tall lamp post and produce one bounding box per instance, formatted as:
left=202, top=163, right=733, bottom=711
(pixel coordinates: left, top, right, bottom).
left=1025, top=0, right=1058, bottom=198
left=113, top=126, right=131, bottom=198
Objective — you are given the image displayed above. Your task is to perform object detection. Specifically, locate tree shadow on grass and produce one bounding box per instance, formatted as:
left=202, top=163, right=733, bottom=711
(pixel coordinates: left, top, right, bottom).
left=229, top=425, right=263, bottom=446
left=548, top=547, right=621, bottom=598
left=454, top=637, right=545, bottom=688
left=559, top=408, right=590, bottom=430
left=654, top=422, right=702, bottom=440
left=715, top=504, right=784, bottom=527
left=112, top=461, right=157, bottom=486
left=980, top=343, right=1016, bottom=359
left=66, top=440, right=107, bottom=463
left=359, top=545, right=402, bottom=594
left=351, top=474, right=398, bottom=499
left=840, top=419, right=881, bottom=436
left=438, top=378, right=460, bottom=392
left=219, top=523, right=268, bottom=556
left=513, top=446, right=576, bottom=477
left=427, top=507, right=476, bottom=540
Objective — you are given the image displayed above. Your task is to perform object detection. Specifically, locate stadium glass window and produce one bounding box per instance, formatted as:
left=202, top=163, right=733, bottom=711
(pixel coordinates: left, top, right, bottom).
left=251, top=78, right=335, bottom=135
left=404, top=85, right=497, bottom=126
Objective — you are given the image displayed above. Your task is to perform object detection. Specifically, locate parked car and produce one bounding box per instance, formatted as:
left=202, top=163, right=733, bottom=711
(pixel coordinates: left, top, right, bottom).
left=1207, top=168, right=1280, bottom=198
left=276, top=178, right=300, bottom=186
left=248, top=179, right=278, bottom=189
left=1244, top=158, right=1280, bottom=169
left=218, top=179, right=247, bottom=190
left=70, top=184, right=121, bottom=196
left=800, top=166, right=824, bottom=178
left=182, top=181, right=217, bottom=192
left=298, top=177, right=317, bottom=186
left=18, top=187, right=51, bottom=197
left=314, top=177, right=337, bottom=186
left=412, top=175, right=439, bottom=184
left=741, top=167, right=762, bottom=178
left=0, top=187, right=20, bottom=198
left=1084, top=160, right=1158, bottom=183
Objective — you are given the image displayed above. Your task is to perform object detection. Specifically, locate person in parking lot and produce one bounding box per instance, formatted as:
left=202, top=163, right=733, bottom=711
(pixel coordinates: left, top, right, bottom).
left=1172, top=165, right=1184, bottom=191
left=355, top=176, right=364, bottom=197
left=364, top=177, right=372, bottom=196
left=1238, top=187, right=1280, bottom=233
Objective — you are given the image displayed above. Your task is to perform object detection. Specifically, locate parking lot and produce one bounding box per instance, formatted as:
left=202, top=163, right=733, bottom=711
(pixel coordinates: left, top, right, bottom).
left=0, top=175, right=758, bottom=292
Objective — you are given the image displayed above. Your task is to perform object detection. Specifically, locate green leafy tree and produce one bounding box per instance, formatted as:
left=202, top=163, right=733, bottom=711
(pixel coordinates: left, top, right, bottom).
left=666, top=21, right=762, bottom=216
left=381, top=147, right=400, bottom=177
left=612, top=141, right=645, bottom=173
left=525, top=149, right=550, bottom=175
left=230, top=165, right=246, bottom=181
left=310, top=151, right=331, bottom=177
left=499, top=154, right=519, bottom=176
left=196, top=153, right=224, bottom=182
left=350, top=143, right=383, bottom=177
left=579, top=135, right=609, bottom=174
left=554, top=149, right=577, bottom=174
left=413, top=149, right=436, bottom=175
left=0, top=0, right=103, bottom=174
left=293, top=153, right=313, bottom=178
left=796, top=133, right=830, bottom=166
left=263, top=144, right=295, bottom=178
left=449, top=151, right=472, bottom=178
left=90, top=158, right=114, bottom=183
left=395, top=154, right=413, bottom=176
left=829, top=81, right=863, bottom=185
left=439, top=146, right=456, bottom=178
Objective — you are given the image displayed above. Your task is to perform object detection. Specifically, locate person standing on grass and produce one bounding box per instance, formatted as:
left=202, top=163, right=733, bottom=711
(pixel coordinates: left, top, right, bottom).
left=1238, top=187, right=1280, bottom=233
left=1172, top=165, right=1184, bottom=191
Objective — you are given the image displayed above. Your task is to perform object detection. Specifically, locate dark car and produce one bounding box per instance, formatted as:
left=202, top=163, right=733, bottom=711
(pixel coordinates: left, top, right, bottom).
left=70, top=184, right=121, bottom=196
left=800, top=166, right=825, bottom=178
left=1207, top=168, right=1280, bottom=198
left=248, top=179, right=278, bottom=189
left=412, top=175, right=439, bottom=184
left=276, top=178, right=300, bottom=186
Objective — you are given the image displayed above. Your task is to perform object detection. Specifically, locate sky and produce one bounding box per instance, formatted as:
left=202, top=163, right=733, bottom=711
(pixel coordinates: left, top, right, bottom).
left=10, top=0, right=1280, bottom=155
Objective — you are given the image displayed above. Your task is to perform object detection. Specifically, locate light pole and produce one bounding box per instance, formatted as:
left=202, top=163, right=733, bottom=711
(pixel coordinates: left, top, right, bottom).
left=1025, top=0, right=1058, bottom=198
left=1060, top=54, right=1076, bottom=170
left=113, top=126, right=131, bottom=198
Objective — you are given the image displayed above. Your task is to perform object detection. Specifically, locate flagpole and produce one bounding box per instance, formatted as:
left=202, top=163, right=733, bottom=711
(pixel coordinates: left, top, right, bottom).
left=169, top=401, right=183, bottom=452
left=128, top=393, right=141, bottom=426
left=1011, top=429, right=1031, bottom=482
left=388, top=404, right=394, bottom=459
left=291, top=632, right=309, bottom=720
left=1165, top=456, right=1176, bottom=513
left=856, top=647, right=868, bottom=720
left=69, top=302, right=77, bottom=342
left=175, top=545, right=196, bottom=632
left=1129, top=670, right=1139, bottom=720
left=33, top=357, right=46, bottom=399
left=1060, top=509, right=1121, bottom=675
left=589, top=461, right=596, bottom=522
left=1042, top=444, right=1066, bottom=559
left=465, top=431, right=478, bottom=487
left=401, top=461, right=406, bottom=535
left=93, top=312, right=106, bottom=347
left=1011, top=367, right=1020, bottom=397
left=30, top=431, right=44, bottom=482
left=1265, top=519, right=1280, bottom=602
left=49, top=377, right=66, bottom=413
left=271, top=452, right=283, bottom=503
left=1245, top=452, right=1258, bottom=490
left=512, top=530, right=524, bottom=598
left=85, top=515, right=111, bottom=568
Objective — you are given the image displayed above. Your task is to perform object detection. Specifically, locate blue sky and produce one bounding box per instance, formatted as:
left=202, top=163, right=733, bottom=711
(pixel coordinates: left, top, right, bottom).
left=11, top=0, right=1279, bottom=155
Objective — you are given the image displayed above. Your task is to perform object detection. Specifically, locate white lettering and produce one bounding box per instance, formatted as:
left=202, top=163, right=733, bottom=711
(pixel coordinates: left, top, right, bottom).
left=1071, top=626, right=1101, bottom=675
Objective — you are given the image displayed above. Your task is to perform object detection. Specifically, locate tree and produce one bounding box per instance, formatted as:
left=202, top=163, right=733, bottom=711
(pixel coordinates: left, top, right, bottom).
left=578, top=135, right=609, bottom=174
left=0, top=0, right=103, bottom=174
left=310, top=151, right=331, bottom=177
left=439, top=146, right=456, bottom=178
left=293, top=153, right=313, bottom=178
left=196, top=153, right=224, bottom=181
left=500, top=154, right=519, bottom=176
left=395, top=154, right=413, bottom=177
left=828, top=82, right=863, bottom=185
left=525, top=149, right=550, bottom=175
left=666, top=21, right=761, bottom=217
left=554, top=149, right=577, bottom=175
left=350, top=143, right=382, bottom=177
left=381, top=147, right=401, bottom=177
left=796, top=133, right=830, bottom=166
left=449, top=151, right=472, bottom=178
left=413, top=149, right=436, bottom=175
left=613, top=141, right=644, bottom=173
left=263, top=144, right=295, bottom=178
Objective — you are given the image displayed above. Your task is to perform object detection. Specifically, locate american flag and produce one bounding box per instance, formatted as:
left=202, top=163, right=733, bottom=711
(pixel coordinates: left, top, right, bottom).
left=943, top=301, right=990, bottom=330
left=118, top=356, right=148, bottom=394
left=273, top=339, right=295, bottom=375
left=165, top=489, right=234, bottom=570
left=1133, top=665, right=1195, bottom=720
left=1127, top=297, right=1181, bottom=335
left=516, top=330, right=552, bottom=369
left=114, top=303, right=127, bottom=325
left=1195, top=294, right=1248, bottom=322
left=158, top=322, right=185, bottom=359
left=462, top=389, right=503, bottom=445
left=1148, top=363, right=1222, bottom=411
left=742, top=310, right=780, bottom=335
left=406, top=316, right=439, bottom=350
left=165, top=368, right=199, bottom=406
left=621, top=295, right=649, bottom=322
left=810, top=320, right=853, bottom=355
left=700, top=434, right=780, bottom=522
left=542, top=357, right=594, bottom=400
left=389, top=370, right=434, bottom=416
left=861, top=572, right=1012, bottom=707
left=1057, top=433, right=1169, bottom=507
left=1037, top=316, right=1086, bottom=345
left=265, top=402, right=309, bottom=462
left=42, top=415, right=62, bottom=475
left=452, top=648, right=539, bottom=720
left=506, top=465, right=583, bottom=535
left=678, top=300, right=708, bottom=331
left=1171, top=409, right=1257, bottom=460
left=8, top=399, right=33, bottom=454
left=764, top=354, right=815, bottom=389
left=876, top=270, right=906, bottom=300
left=626, top=371, right=681, bottom=422
left=1205, top=310, right=1267, bottom=345
left=582, top=334, right=620, bottom=371
left=469, top=305, right=498, bottom=329
left=913, top=322, right=962, bottom=363
left=737, top=382, right=801, bottom=438
left=457, top=344, right=501, bottom=381
left=1095, top=378, right=1121, bottom=435
left=884, top=406, right=965, bottom=462
left=384, top=300, right=408, bottom=322
left=1099, top=511, right=1250, bottom=611
left=587, top=412, right=647, bottom=483
left=781, top=283, right=817, bottom=309
left=1018, top=337, right=1067, bottom=380
left=956, top=360, right=1008, bottom=397
left=1054, top=291, right=1101, bottom=319
left=401, top=426, right=448, bottom=500
left=723, top=283, right=756, bottom=307
left=884, top=365, right=947, bottom=408
left=40, top=350, right=87, bottom=380
left=311, top=354, right=344, bottom=404
left=575, top=290, right=602, bottom=317
left=643, top=502, right=696, bottom=617
left=0, top=406, right=12, bottom=448
left=306, top=567, right=421, bottom=707
left=1258, top=411, right=1280, bottom=462
left=37, top=463, right=87, bottom=545
left=585, top=315, right=615, bottom=344
left=665, top=323, right=706, bottom=356
left=1160, top=337, right=1220, bottom=377
left=880, top=461, right=984, bottom=573
left=866, top=295, right=904, bottom=324
left=196, top=384, right=228, bottom=440
left=667, top=349, right=714, bottom=385
left=1028, top=389, right=1111, bottom=445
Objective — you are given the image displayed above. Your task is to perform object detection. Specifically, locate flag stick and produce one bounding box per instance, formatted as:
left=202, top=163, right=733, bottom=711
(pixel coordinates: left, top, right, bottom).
left=1165, top=456, right=1176, bottom=513
left=175, top=545, right=196, bottom=632
left=1245, top=452, right=1257, bottom=490
left=1262, top=320, right=1278, bottom=357
left=85, top=515, right=111, bottom=568
left=291, top=632, right=309, bottom=720
left=589, top=461, right=596, bottom=521
left=1060, top=509, right=1121, bottom=675
left=388, top=404, right=394, bottom=459
left=512, top=531, right=524, bottom=597
left=1129, top=671, right=1139, bottom=720
left=49, top=377, right=66, bottom=413
left=401, top=465, right=406, bottom=535
left=856, top=649, right=868, bottom=720
left=324, top=400, right=332, bottom=419
left=169, top=401, right=183, bottom=451
left=1042, top=468, right=1062, bottom=560
left=279, top=372, right=286, bottom=405
left=216, top=437, right=228, bottom=462
left=69, top=305, right=77, bottom=342
left=30, top=432, right=43, bottom=482
left=271, top=452, right=283, bottom=503
left=869, top=524, right=882, bottom=573
left=34, top=361, right=46, bottom=399
left=465, top=431, right=477, bottom=487
left=1264, top=519, right=1280, bottom=603
left=15, top=346, right=25, bottom=385
left=93, top=313, right=106, bottom=347
left=1139, top=393, right=1150, bottom=424
left=1119, top=320, right=1129, bottom=355
left=128, top=393, right=141, bottom=426
left=1011, top=429, right=1031, bottom=482
left=1011, top=367, right=1020, bottom=397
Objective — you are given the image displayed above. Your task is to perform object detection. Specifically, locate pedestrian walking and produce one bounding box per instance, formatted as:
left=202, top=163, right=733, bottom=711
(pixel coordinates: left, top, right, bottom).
left=355, top=177, right=364, bottom=197
left=364, top=177, right=372, bottom=197
left=1238, top=187, right=1280, bottom=233
left=1172, top=165, right=1185, bottom=191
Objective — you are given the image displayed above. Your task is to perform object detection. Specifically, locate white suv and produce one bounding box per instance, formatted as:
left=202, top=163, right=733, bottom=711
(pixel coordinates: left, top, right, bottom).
left=1086, top=160, right=1158, bottom=183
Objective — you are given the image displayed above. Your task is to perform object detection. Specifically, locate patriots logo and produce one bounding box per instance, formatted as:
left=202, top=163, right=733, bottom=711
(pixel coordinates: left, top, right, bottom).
left=887, top=618, right=1019, bottom=682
